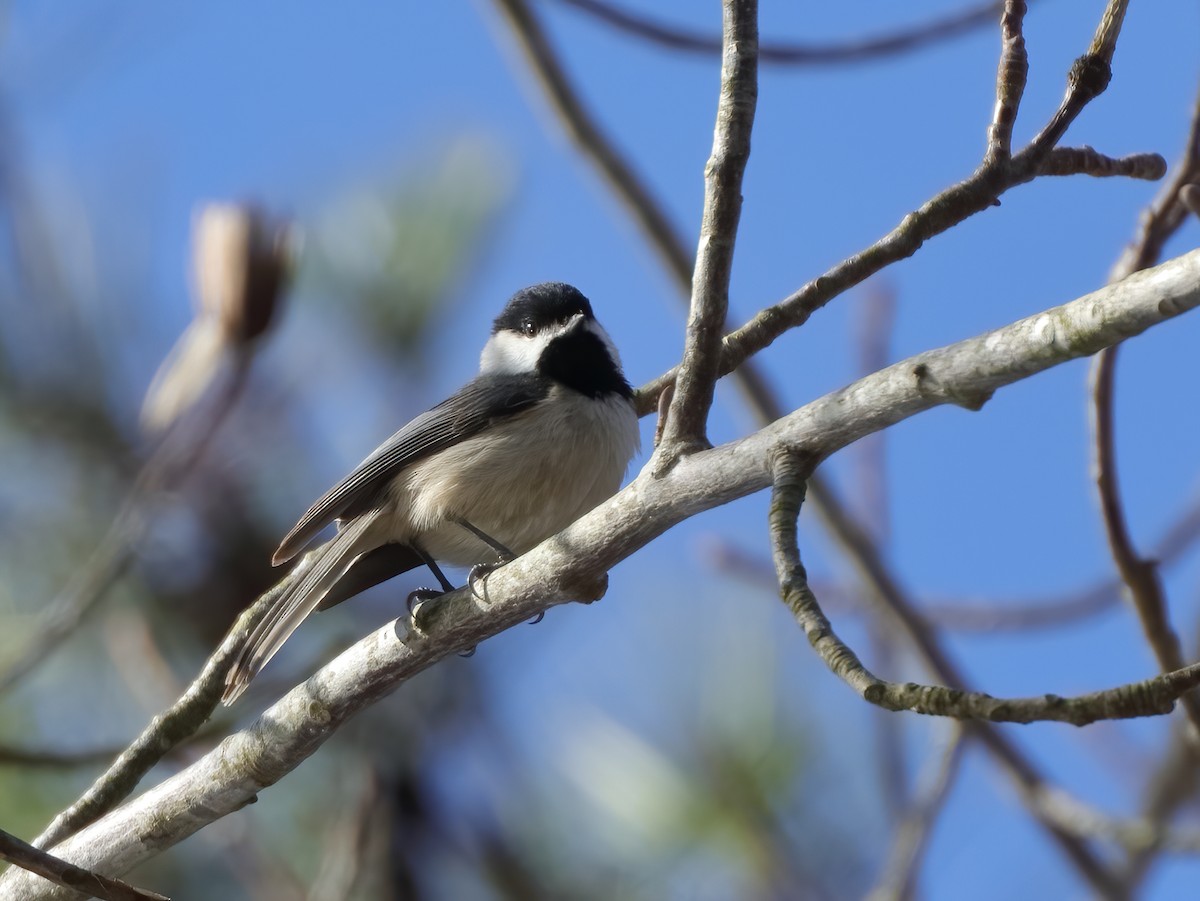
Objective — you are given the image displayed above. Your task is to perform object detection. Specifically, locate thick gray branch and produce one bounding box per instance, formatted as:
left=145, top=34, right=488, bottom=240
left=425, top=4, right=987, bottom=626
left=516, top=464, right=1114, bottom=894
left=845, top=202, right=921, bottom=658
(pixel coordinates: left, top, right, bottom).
left=5, top=249, right=1200, bottom=899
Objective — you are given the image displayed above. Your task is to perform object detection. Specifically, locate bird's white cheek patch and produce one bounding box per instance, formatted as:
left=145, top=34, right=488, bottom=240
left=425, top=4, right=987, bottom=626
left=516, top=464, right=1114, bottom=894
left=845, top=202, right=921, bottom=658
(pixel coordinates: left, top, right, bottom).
left=479, top=329, right=549, bottom=375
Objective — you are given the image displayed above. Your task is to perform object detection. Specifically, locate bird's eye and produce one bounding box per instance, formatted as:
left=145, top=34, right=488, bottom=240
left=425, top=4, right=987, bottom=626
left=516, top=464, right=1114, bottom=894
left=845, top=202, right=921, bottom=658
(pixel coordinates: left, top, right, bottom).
left=521, top=319, right=536, bottom=336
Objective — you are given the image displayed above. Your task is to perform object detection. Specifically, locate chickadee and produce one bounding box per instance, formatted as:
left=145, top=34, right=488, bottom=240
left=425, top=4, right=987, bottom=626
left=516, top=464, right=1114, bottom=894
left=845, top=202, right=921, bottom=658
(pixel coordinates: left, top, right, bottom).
left=222, top=282, right=639, bottom=704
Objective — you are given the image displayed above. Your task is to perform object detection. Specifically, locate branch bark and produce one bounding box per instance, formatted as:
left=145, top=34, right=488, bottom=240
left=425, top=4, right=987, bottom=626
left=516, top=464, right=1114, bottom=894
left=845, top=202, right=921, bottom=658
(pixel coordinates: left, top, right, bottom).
left=768, top=453, right=1200, bottom=726
left=655, top=0, right=757, bottom=460
left=5, top=248, right=1200, bottom=899
left=0, top=829, right=168, bottom=901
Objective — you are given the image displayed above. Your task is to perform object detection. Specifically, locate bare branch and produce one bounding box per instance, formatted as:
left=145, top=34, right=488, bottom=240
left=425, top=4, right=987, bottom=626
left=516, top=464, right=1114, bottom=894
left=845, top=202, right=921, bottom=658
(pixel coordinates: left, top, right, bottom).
left=555, top=0, right=1013, bottom=67
left=865, top=727, right=965, bottom=901
left=1038, top=147, right=1167, bottom=180
left=1119, top=720, right=1200, bottom=890
left=31, top=567, right=297, bottom=850
left=768, top=453, right=1200, bottom=726
left=1023, top=0, right=1127, bottom=164
left=1113, top=85, right=1200, bottom=279
left=0, top=828, right=169, bottom=901
left=1031, top=784, right=1200, bottom=855
left=491, top=0, right=692, bottom=282
left=1089, top=75, right=1200, bottom=741
left=0, top=358, right=251, bottom=698
left=1181, top=183, right=1200, bottom=216
left=636, top=0, right=1161, bottom=416
left=5, top=248, right=1200, bottom=899
left=656, top=0, right=758, bottom=460
left=984, top=0, right=1028, bottom=166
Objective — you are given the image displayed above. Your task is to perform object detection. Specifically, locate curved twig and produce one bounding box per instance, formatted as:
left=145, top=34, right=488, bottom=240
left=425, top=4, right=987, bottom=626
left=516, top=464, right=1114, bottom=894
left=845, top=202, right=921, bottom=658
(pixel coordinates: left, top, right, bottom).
left=1089, top=75, right=1200, bottom=739
left=555, top=0, right=1013, bottom=67
left=769, top=452, right=1200, bottom=727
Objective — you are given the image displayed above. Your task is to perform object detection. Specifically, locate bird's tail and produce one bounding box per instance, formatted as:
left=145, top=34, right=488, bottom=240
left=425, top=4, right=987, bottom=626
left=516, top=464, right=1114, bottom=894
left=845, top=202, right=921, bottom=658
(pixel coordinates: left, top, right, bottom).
left=222, top=511, right=381, bottom=705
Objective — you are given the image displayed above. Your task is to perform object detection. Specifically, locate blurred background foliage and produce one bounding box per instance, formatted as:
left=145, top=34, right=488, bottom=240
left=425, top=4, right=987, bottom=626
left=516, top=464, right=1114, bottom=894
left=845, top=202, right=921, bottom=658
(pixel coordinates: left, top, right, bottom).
left=0, top=98, right=862, bottom=901
left=3, top=2, right=1198, bottom=899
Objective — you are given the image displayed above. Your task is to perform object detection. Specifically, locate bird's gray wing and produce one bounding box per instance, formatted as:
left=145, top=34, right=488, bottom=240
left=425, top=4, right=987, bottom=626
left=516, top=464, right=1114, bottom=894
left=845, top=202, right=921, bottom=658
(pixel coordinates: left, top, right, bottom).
left=273, top=374, right=550, bottom=564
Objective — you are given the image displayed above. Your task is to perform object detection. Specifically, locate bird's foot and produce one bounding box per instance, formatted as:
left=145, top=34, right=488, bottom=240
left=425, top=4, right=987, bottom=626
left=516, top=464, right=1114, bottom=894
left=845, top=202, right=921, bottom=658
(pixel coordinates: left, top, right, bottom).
left=467, top=560, right=508, bottom=601
left=467, top=560, right=543, bottom=625
left=406, top=587, right=444, bottom=621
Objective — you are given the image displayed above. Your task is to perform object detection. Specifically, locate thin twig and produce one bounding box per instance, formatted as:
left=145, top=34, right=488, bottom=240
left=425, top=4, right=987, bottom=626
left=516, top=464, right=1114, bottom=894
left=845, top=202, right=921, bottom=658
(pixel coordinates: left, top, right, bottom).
left=851, top=286, right=908, bottom=826
left=1119, top=722, right=1200, bottom=889
left=656, top=0, right=758, bottom=461
left=708, top=485, right=1200, bottom=633
left=865, top=726, right=965, bottom=901
left=769, top=454, right=1200, bottom=727
left=637, top=0, right=1156, bottom=417
left=0, top=353, right=253, bottom=698
left=1030, top=783, right=1200, bottom=855
left=32, top=562, right=298, bottom=850
left=0, top=828, right=169, bottom=901
left=0, top=744, right=126, bottom=769
left=1022, top=0, right=1127, bottom=165
left=0, top=721, right=227, bottom=771
left=1089, top=75, right=1200, bottom=741
left=1039, top=147, right=1166, bottom=180
left=555, top=0, right=1013, bottom=67
left=984, top=0, right=1028, bottom=167
left=773, top=461, right=1128, bottom=895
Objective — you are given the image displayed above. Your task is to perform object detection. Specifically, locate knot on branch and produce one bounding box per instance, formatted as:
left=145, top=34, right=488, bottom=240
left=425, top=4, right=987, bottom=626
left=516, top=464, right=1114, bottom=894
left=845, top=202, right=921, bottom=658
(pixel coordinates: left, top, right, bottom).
left=1068, top=54, right=1112, bottom=102
left=912, top=363, right=993, bottom=410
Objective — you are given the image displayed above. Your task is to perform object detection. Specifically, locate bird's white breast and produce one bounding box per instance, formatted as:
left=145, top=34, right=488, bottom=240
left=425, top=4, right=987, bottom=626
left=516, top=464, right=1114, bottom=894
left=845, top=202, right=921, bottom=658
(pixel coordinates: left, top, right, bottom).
left=384, top=388, right=639, bottom=568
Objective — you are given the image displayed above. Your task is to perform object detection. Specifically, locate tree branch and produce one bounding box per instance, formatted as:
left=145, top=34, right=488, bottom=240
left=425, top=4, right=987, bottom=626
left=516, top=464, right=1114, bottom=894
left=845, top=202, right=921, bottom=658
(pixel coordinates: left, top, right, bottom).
left=865, top=727, right=965, bottom=901
left=5, top=248, right=1200, bottom=898
left=555, top=0, right=1016, bottom=67
left=31, top=564, right=299, bottom=850
left=655, top=0, right=757, bottom=460
left=0, top=829, right=168, bottom=901
left=1089, top=74, right=1200, bottom=740
left=984, top=0, right=1028, bottom=167
left=637, top=0, right=1158, bottom=416
left=768, top=453, right=1200, bottom=726
left=1038, top=147, right=1166, bottom=180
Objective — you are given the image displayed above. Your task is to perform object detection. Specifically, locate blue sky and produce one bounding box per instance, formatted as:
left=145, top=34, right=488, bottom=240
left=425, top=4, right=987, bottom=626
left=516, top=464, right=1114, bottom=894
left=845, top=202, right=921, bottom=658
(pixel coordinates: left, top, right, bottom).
left=6, top=1, right=1200, bottom=898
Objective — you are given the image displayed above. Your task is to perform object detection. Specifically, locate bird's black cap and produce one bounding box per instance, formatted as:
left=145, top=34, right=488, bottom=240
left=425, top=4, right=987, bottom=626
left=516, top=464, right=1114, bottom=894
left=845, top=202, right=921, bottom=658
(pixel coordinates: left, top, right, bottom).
left=492, top=282, right=595, bottom=335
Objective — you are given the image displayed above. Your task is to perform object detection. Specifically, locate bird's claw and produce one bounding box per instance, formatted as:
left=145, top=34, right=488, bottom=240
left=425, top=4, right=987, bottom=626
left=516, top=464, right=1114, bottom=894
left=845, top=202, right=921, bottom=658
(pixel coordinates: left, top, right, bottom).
left=458, top=646, right=477, bottom=658
left=528, top=611, right=545, bottom=625
left=468, top=561, right=508, bottom=601
left=406, top=587, right=444, bottom=619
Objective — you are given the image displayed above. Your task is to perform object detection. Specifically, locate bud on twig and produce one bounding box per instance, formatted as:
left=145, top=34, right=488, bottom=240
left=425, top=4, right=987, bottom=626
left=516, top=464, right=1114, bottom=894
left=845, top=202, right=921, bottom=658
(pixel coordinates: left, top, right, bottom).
left=192, top=203, right=292, bottom=347
left=141, top=202, right=292, bottom=433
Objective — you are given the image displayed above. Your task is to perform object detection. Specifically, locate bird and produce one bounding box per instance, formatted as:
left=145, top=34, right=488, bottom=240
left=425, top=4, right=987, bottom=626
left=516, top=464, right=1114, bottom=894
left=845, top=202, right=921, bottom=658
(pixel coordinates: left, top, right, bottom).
left=222, top=282, right=640, bottom=704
